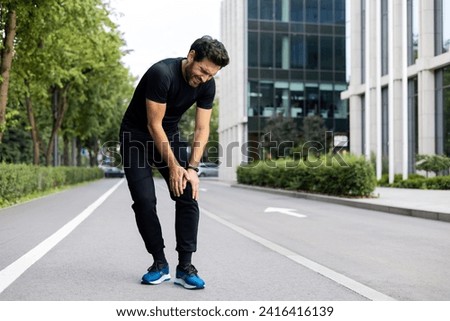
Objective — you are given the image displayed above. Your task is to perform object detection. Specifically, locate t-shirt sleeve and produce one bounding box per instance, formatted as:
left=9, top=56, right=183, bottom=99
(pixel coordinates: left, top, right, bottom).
left=145, top=62, right=171, bottom=104
left=196, top=78, right=216, bottom=109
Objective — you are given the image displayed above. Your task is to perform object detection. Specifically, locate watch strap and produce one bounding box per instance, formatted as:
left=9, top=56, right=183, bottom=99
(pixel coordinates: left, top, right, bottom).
left=186, top=164, right=199, bottom=172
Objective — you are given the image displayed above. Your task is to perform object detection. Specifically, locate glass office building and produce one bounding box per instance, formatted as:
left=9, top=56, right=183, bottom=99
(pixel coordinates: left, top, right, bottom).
left=220, top=0, right=348, bottom=181
left=341, top=0, right=450, bottom=182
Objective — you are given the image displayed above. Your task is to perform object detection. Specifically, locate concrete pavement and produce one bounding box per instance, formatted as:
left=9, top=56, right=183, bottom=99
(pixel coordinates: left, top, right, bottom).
left=232, top=184, right=450, bottom=223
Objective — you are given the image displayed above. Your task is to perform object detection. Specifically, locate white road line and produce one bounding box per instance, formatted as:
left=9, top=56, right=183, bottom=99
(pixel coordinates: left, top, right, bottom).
left=201, top=207, right=396, bottom=301
left=0, top=179, right=124, bottom=295
left=264, top=207, right=307, bottom=218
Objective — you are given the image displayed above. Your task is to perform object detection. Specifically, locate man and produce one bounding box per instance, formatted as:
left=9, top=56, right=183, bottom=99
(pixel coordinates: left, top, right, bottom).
left=119, top=36, right=229, bottom=290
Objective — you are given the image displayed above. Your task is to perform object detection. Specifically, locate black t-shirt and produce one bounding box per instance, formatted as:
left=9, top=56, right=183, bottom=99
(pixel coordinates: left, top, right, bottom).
left=121, top=57, right=215, bottom=136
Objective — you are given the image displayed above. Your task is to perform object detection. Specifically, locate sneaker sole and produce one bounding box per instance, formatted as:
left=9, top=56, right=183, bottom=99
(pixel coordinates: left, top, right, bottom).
left=174, top=278, right=205, bottom=290
left=141, top=274, right=171, bottom=285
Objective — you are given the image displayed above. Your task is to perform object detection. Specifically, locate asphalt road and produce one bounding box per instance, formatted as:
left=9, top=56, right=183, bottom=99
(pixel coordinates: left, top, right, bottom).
left=1, top=177, right=450, bottom=301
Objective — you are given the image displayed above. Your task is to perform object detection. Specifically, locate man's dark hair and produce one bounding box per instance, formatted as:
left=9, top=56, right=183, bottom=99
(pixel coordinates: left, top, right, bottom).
left=190, top=35, right=230, bottom=68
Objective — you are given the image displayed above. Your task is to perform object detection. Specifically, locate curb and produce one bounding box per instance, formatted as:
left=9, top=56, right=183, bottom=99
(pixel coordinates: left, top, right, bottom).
left=231, top=184, right=450, bottom=223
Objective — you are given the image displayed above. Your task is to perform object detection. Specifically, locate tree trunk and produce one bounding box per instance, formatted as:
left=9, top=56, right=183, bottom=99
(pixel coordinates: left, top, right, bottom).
left=25, top=90, right=41, bottom=165
left=62, top=133, right=69, bottom=166
left=88, top=137, right=99, bottom=167
left=71, top=136, right=77, bottom=166
left=0, top=7, right=17, bottom=143
left=45, top=84, right=71, bottom=166
left=76, top=137, right=82, bottom=166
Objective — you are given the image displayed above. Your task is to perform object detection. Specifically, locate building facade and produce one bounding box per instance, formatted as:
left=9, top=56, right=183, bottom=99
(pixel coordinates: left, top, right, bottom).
left=341, top=0, right=450, bottom=182
left=220, top=0, right=348, bottom=181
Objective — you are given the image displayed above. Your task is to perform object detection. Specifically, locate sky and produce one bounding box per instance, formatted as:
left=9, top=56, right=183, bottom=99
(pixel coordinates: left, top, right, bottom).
left=108, top=0, right=223, bottom=80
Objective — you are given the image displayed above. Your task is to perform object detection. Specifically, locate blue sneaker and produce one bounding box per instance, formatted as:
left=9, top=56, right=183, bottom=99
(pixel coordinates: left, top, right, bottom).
left=141, top=262, right=170, bottom=285
left=174, top=264, right=205, bottom=289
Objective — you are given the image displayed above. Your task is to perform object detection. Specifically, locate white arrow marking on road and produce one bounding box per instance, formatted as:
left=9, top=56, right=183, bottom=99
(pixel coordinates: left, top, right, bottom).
left=199, top=188, right=208, bottom=192
left=264, top=207, right=307, bottom=218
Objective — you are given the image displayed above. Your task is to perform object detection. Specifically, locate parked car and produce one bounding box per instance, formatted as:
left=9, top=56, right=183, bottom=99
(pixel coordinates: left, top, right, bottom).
left=102, top=166, right=125, bottom=178
left=197, top=162, right=219, bottom=177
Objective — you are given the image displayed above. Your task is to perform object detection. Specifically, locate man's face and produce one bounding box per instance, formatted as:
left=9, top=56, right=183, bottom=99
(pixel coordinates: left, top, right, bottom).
left=184, top=51, right=221, bottom=88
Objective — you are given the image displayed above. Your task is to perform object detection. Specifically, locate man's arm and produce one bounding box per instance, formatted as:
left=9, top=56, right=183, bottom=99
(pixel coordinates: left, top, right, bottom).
left=146, top=98, right=188, bottom=197
left=186, top=107, right=212, bottom=200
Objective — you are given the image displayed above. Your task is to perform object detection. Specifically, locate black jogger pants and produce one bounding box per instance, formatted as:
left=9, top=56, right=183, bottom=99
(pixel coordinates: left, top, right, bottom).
left=119, top=130, right=199, bottom=257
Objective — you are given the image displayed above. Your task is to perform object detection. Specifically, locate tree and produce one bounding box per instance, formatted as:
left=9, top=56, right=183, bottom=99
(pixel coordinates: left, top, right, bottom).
left=262, top=115, right=300, bottom=159
left=302, top=115, right=329, bottom=156
left=2, top=0, right=134, bottom=166
left=178, top=101, right=220, bottom=163
left=67, top=60, right=134, bottom=167
left=0, top=106, right=33, bottom=163
left=0, top=1, right=17, bottom=142
left=416, top=154, right=450, bottom=177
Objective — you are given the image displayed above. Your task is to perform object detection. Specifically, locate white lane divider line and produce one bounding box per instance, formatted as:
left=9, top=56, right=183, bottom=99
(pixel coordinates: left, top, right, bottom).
left=201, top=207, right=395, bottom=301
left=0, top=179, right=125, bottom=295
left=264, top=207, right=307, bottom=218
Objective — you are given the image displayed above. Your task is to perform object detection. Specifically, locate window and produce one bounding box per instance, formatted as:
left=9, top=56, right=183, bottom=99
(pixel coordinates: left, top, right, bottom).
left=260, top=81, right=275, bottom=116
left=444, top=0, right=450, bottom=53
left=381, top=87, right=389, bottom=158
left=276, top=34, right=290, bottom=69
left=444, top=69, right=450, bottom=156
left=334, top=84, right=348, bottom=119
left=248, top=81, right=260, bottom=116
left=381, top=0, right=389, bottom=75
left=260, top=33, right=274, bottom=68
left=320, top=0, right=333, bottom=24
left=436, top=67, right=450, bottom=156
left=260, top=0, right=274, bottom=20
left=245, top=0, right=349, bottom=139
left=334, top=0, right=345, bottom=24
left=334, top=37, right=345, bottom=71
left=290, top=82, right=305, bottom=117
left=361, top=94, right=366, bottom=153
left=305, top=83, right=319, bottom=116
left=305, top=0, right=318, bottom=23
left=306, top=35, right=318, bottom=69
left=407, top=0, right=419, bottom=64
left=408, top=77, right=418, bottom=172
left=248, top=0, right=258, bottom=20
left=290, top=0, right=304, bottom=22
left=319, top=83, right=333, bottom=118
left=248, top=32, right=258, bottom=67
left=361, top=0, right=366, bottom=82
left=275, top=0, right=290, bottom=22
left=320, top=36, right=333, bottom=70
left=291, top=34, right=305, bottom=69
left=275, top=81, right=289, bottom=116
left=435, top=0, right=450, bottom=54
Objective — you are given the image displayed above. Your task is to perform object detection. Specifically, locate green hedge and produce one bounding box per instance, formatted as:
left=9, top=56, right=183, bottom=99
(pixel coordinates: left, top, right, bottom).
left=378, top=173, right=450, bottom=189
left=0, top=164, right=104, bottom=207
left=237, top=154, right=376, bottom=197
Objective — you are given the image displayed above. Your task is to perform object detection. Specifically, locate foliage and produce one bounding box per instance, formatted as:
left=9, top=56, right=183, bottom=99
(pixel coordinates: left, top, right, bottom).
left=0, top=109, right=34, bottom=163
left=178, top=100, right=220, bottom=162
left=0, top=163, right=104, bottom=207
left=377, top=173, right=450, bottom=190
left=262, top=115, right=301, bottom=158
left=236, top=153, right=376, bottom=197
left=302, top=115, right=329, bottom=154
left=415, top=154, right=450, bottom=177
left=0, top=0, right=134, bottom=166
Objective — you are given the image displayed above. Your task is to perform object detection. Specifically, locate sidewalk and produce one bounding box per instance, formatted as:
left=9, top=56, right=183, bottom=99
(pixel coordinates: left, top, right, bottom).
left=232, top=184, right=450, bottom=223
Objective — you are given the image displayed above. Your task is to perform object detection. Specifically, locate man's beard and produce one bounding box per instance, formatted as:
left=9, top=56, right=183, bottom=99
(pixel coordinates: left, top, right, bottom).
left=184, top=64, right=201, bottom=88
